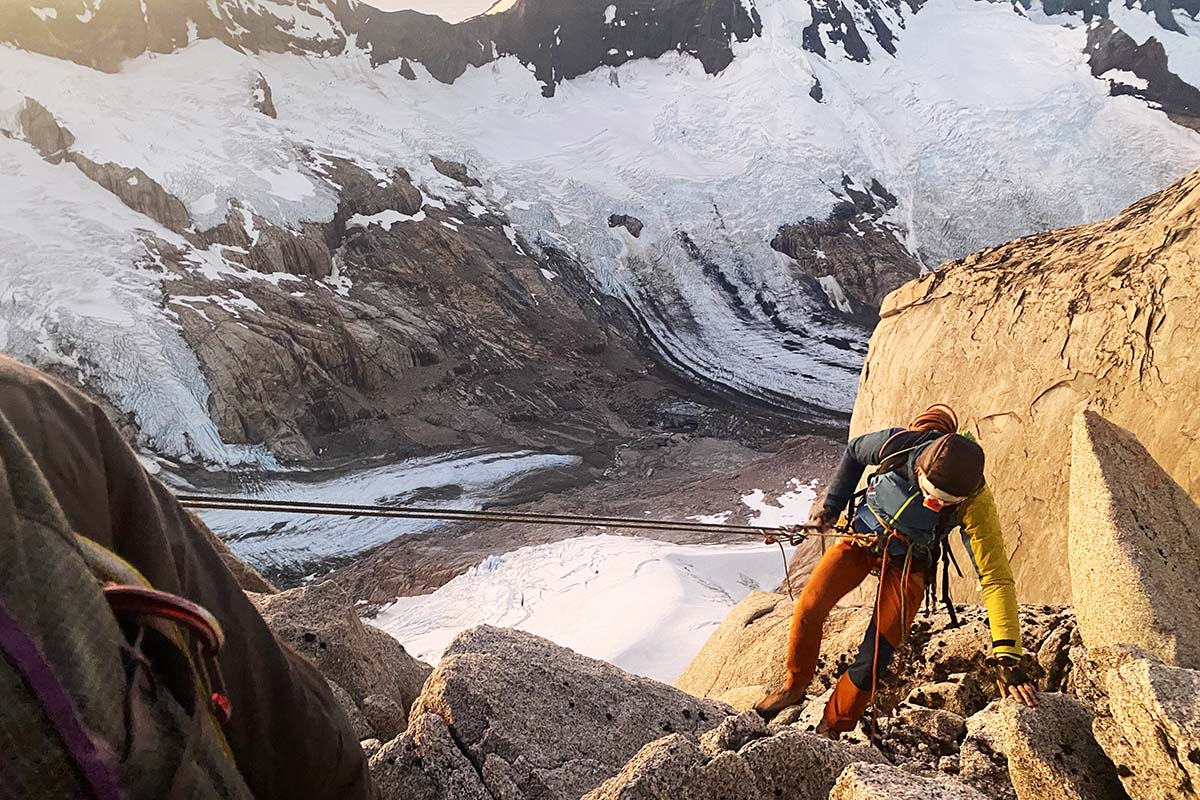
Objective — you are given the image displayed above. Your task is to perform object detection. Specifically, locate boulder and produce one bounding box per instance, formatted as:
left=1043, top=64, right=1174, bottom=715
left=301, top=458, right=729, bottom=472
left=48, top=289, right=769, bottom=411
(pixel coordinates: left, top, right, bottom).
left=583, top=720, right=886, bottom=800
left=895, top=706, right=966, bottom=751
left=327, top=680, right=371, bottom=741
left=410, top=626, right=732, bottom=800
left=960, top=695, right=1125, bottom=800
left=1091, top=653, right=1200, bottom=800
left=370, top=713, right=491, bottom=800
left=849, top=168, right=1200, bottom=604
left=252, top=581, right=431, bottom=737
left=904, top=678, right=987, bottom=718
left=831, top=762, right=988, bottom=799
left=1068, top=411, right=1200, bottom=669
left=675, top=591, right=871, bottom=707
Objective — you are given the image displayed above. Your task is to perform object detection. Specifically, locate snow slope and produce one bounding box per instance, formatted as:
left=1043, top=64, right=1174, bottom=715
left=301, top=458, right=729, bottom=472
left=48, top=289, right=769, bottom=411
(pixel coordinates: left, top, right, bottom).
left=2, top=0, right=1199, bottom=458
left=371, top=533, right=797, bottom=682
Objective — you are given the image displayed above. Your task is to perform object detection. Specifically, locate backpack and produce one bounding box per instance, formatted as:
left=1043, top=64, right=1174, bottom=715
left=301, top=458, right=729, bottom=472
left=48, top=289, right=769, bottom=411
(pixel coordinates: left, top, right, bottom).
left=0, top=416, right=253, bottom=800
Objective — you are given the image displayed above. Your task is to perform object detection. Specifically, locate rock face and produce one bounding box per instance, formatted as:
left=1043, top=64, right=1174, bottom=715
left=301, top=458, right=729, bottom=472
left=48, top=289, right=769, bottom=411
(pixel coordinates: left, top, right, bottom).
left=583, top=711, right=887, bottom=800
left=370, top=712, right=491, bottom=800
left=1087, top=649, right=1200, bottom=800
left=1069, top=411, right=1200, bottom=669
left=851, top=167, right=1200, bottom=604
left=0, top=0, right=760, bottom=96
left=958, top=695, right=1126, bottom=800
left=408, top=626, right=732, bottom=800
left=17, top=96, right=685, bottom=465
left=831, top=762, right=987, bottom=800
left=251, top=581, right=431, bottom=740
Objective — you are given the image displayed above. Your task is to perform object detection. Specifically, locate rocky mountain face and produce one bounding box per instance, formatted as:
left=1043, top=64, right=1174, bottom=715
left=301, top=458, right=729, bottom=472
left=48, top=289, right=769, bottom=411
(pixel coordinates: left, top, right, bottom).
left=850, top=165, right=1200, bottom=605
left=10, top=90, right=709, bottom=464
left=247, top=408, right=1200, bottom=799
left=0, top=0, right=761, bottom=93
left=3, top=0, right=1199, bottom=469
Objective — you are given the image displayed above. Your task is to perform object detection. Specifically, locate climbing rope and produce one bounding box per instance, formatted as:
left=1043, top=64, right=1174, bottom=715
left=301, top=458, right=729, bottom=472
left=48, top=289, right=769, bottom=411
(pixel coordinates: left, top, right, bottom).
left=177, top=493, right=856, bottom=599
left=175, top=493, right=851, bottom=542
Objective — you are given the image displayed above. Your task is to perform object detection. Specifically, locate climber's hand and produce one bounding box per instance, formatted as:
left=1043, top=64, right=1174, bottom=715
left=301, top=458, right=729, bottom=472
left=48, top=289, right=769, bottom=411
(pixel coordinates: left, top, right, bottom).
left=994, top=656, right=1039, bottom=707
left=807, top=506, right=839, bottom=533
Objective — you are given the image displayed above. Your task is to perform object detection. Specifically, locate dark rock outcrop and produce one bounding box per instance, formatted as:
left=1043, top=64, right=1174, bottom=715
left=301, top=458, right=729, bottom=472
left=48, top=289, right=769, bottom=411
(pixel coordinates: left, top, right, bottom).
left=20, top=98, right=192, bottom=232
left=430, top=155, right=481, bottom=188
left=252, top=71, right=277, bottom=118
left=771, top=175, right=920, bottom=313
left=608, top=213, right=644, bottom=238
left=1088, top=20, right=1200, bottom=131
left=251, top=581, right=431, bottom=739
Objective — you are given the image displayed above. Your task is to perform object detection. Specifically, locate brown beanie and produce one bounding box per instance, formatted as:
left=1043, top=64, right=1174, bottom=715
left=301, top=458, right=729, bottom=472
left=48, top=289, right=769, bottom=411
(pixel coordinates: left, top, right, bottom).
left=915, top=433, right=985, bottom=497
left=908, top=403, right=958, bottom=435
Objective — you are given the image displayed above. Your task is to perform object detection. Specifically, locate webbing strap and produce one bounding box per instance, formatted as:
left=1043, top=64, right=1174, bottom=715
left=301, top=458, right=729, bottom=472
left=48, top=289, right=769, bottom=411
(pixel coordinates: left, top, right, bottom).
left=0, top=596, right=125, bottom=800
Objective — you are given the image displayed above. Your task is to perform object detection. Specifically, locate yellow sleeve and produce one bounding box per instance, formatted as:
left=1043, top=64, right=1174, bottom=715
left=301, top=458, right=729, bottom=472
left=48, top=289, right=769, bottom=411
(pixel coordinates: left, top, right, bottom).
left=958, top=485, right=1023, bottom=659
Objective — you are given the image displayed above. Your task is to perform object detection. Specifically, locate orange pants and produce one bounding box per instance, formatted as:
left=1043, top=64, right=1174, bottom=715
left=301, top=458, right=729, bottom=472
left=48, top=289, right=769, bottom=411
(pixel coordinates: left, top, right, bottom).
left=784, top=538, right=926, bottom=733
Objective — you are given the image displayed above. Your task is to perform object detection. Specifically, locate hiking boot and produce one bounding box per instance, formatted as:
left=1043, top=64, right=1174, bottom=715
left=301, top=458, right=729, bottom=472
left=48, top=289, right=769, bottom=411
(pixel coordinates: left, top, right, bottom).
left=814, top=719, right=841, bottom=741
left=753, top=682, right=806, bottom=720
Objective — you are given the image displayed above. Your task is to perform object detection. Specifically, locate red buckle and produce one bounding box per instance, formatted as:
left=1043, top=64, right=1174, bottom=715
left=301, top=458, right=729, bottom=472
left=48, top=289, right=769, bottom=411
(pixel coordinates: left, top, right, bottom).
left=103, top=585, right=231, bottom=724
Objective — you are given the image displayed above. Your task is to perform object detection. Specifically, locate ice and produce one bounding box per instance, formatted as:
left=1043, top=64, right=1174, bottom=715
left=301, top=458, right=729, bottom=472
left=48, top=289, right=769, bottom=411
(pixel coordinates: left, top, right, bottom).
left=604, top=4, right=617, bottom=24
left=371, top=533, right=794, bottom=682
left=191, top=449, right=581, bottom=575
left=0, top=136, right=275, bottom=467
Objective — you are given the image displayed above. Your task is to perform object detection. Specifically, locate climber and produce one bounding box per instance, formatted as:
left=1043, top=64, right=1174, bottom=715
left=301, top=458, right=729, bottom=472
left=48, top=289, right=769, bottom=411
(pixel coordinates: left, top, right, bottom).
left=0, top=355, right=377, bottom=799
left=754, top=404, right=1038, bottom=736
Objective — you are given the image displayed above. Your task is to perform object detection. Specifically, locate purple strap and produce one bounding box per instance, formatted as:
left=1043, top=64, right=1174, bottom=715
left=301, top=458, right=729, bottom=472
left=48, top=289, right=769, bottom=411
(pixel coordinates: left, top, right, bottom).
left=0, top=596, right=125, bottom=800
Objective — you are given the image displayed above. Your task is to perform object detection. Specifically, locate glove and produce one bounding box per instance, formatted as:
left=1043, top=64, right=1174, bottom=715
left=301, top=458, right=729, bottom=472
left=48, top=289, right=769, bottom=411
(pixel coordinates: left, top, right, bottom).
left=807, top=506, right=839, bottom=533
left=992, top=655, right=1038, bottom=707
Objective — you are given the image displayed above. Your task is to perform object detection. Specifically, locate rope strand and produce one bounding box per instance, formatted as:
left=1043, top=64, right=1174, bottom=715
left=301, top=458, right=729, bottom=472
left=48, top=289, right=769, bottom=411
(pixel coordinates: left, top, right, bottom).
left=175, top=493, right=850, bottom=541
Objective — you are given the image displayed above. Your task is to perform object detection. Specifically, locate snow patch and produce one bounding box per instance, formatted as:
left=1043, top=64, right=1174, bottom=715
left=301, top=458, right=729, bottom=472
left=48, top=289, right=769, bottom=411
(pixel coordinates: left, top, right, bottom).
left=485, top=0, right=518, bottom=15
left=740, top=478, right=818, bottom=529
left=371, top=534, right=793, bottom=682
left=347, top=208, right=426, bottom=229
left=32, top=7, right=57, bottom=20
left=1102, top=68, right=1149, bottom=91
left=817, top=275, right=854, bottom=314
left=604, top=4, right=617, bottom=24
